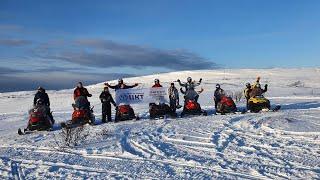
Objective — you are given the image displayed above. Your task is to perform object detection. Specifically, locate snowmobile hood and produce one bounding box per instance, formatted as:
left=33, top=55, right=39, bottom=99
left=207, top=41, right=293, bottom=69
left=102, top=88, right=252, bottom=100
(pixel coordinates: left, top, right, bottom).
left=249, top=96, right=269, bottom=104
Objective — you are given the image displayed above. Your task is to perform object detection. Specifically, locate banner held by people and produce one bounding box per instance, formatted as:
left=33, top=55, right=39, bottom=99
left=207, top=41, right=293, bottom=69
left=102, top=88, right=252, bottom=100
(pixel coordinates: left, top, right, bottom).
left=115, top=87, right=169, bottom=105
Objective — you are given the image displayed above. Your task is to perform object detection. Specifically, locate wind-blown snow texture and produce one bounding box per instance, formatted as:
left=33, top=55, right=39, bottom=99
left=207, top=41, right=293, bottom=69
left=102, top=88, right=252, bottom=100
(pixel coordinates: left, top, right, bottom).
left=0, top=68, right=320, bottom=179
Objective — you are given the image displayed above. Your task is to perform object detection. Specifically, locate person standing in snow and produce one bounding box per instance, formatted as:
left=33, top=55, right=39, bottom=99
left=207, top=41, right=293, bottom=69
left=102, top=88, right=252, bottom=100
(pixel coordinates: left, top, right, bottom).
left=73, top=82, right=92, bottom=100
left=243, top=82, right=252, bottom=109
left=177, top=77, right=202, bottom=102
left=168, top=83, right=181, bottom=112
left=105, top=78, right=138, bottom=90
left=214, top=84, right=225, bottom=109
left=152, top=79, right=162, bottom=88
left=33, top=86, right=54, bottom=124
left=99, top=87, right=117, bottom=123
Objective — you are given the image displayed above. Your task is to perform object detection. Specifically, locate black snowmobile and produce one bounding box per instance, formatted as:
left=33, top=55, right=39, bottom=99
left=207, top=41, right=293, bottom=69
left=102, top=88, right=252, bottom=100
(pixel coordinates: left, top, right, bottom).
left=149, top=103, right=177, bottom=119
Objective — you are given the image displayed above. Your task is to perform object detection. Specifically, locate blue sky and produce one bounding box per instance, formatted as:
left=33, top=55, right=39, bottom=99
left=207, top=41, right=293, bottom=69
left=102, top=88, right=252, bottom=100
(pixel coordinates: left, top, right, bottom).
left=0, top=0, right=320, bottom=91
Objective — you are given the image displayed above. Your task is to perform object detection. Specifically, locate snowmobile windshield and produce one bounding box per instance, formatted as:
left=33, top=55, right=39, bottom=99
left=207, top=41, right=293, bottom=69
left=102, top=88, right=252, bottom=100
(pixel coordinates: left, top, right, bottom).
left=74, top=96, right=89, bottom=109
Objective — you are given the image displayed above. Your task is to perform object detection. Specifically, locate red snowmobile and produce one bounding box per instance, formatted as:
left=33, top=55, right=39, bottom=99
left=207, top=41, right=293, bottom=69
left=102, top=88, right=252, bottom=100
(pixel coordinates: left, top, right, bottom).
left=115, top=104, right=139, bottom=122
left=216, top=96, right=237, bottom=114
left=181, top=100, right=207, bottom=117
left=61, top=96, right=95, bottom=129
left=18, top=106, right=53, bottom=135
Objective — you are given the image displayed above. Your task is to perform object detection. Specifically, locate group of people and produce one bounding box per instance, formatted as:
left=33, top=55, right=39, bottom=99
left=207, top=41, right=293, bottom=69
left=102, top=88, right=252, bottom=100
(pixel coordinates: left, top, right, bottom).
left=212, top=76, right=268, bottom=110
left=30, top=76, right=268, bottom=125
left=243, top=77, right=268, bottom=108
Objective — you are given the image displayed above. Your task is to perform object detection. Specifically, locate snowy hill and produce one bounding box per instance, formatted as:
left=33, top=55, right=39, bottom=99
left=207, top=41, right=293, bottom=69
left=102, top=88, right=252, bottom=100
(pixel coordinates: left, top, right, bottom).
left=1, top=68, right=320, bottom=179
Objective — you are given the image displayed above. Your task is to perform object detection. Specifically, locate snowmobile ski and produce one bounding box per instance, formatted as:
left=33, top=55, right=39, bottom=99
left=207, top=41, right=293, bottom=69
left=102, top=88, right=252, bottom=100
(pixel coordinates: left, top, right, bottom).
left=272, top=105, right=281, bottom=112
left=18, top=127, right=52, bottom=135
left=242, top=105, right=281, bottom=114
left=18, top=128, right=24, bottom=135
left=60, top=120, right=94, bottom=129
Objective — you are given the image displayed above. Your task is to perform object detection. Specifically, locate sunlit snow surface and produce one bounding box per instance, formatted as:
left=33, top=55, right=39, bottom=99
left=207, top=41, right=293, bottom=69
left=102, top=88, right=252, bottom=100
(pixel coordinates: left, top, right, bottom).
left=1, top=68, right=320, bottom=179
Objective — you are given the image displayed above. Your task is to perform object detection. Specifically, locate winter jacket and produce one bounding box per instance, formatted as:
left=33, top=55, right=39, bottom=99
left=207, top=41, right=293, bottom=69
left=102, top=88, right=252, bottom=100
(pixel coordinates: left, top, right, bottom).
left=249, top=86, right=267, bottom=98
left=178, top=80, right=201, bottom=91
left=243, top=88, right=252, bottom=99
left=74, top=87, right=92, bottom=100
left=99, top=91, right=116, bottom=106
left=180, top=88, right=199, bottom=101
left=214, top=88, right=225, bottom=102
left=34, top=90, right=50, bottom=106
left=152, top=84, right=162, bottom=88
left=168, top=86, right=179, bottom=100
left=106, top=83, right=138, bottom=91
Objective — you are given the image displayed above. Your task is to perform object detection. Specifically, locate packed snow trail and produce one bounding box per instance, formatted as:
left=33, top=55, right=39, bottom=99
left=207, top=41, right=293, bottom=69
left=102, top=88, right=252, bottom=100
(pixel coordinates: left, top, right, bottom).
left=0, top=68, right=320, bottom=179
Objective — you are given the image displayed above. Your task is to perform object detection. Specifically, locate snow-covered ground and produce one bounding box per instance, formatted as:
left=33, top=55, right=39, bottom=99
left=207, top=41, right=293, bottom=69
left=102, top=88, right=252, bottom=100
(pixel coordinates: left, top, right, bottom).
left=1, top=68, right=320, bottom=179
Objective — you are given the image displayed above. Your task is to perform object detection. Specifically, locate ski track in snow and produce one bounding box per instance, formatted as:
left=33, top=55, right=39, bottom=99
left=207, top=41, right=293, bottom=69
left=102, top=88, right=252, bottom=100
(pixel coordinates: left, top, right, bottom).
left=1, top=68, right=320, bottom=179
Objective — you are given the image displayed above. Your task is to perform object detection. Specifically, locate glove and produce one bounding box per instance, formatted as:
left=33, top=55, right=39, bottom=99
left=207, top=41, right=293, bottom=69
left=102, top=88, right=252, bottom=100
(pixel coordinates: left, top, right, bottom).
left=265, top=84, right=268, bottom=88
left=134, top=83, right=139, bottom=86
left=88, top=94, right=92, bottom=97
left=113, top=103, right=117, bottom=107
left=199, top=78, right=202, bottom=82
left=177, top=79, right=180, bottom=82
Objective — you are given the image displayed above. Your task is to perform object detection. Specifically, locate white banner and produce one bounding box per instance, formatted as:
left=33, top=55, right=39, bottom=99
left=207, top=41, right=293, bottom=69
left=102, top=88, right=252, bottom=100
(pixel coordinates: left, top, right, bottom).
left=115, top=87, right=169, bottom=105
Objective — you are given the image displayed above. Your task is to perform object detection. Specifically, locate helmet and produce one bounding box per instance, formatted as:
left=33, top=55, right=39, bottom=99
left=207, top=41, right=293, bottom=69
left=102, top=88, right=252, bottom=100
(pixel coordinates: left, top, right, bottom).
left=37, top=86, right=44, bottom=92
left=154, top=79, right=159, bottom=83
left=246, top=82, right=251, bottom=88
left=118, top=78, right=123, bottom=84
left=187, top=77, right=192, bottom=82
left=216, top=84, right=220, bottom=89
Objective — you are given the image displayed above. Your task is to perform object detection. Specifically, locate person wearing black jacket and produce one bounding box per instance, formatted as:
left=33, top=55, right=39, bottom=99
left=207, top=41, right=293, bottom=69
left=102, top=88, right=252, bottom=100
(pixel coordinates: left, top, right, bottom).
left=34, top=87, right=50, bottom=106
left=104, top=78, right=138, bottom=91
left=33, top=87, right=54, bottom=124
left=99, top=87, right=117, bottom=123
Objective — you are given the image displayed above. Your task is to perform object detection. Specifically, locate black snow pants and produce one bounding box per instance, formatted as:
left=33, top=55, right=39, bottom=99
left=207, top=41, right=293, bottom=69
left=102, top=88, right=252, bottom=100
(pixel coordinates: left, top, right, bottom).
left=102, top=103, right=112, bottom=123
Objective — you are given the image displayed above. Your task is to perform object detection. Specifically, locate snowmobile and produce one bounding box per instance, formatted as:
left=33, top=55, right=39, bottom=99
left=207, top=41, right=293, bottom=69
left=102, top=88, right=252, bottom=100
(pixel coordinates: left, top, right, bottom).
left=149, top=103, right=177, bottom=119
left=247, top=95, right=271, bottom=113
left=61, top=96, right=95, bottom=129
left=115, top=104, right=139, bottom=122
left=18, top=107, right=53, bottom=135
left=180, top=100, right=207, bottom=117
left=216, top=96, right=237, bottom=114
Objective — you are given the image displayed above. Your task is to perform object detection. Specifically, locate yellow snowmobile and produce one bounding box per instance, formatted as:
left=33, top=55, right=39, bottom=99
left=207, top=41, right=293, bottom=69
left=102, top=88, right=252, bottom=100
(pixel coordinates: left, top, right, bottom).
left=248, top=95, right=271, bottom=113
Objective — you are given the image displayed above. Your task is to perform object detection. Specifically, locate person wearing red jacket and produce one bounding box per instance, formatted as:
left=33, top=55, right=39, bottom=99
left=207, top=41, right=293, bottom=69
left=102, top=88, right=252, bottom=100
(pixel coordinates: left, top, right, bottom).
left=152, top=79, right=162, bottom=88
left=73, top=82, right=92, bottom=100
